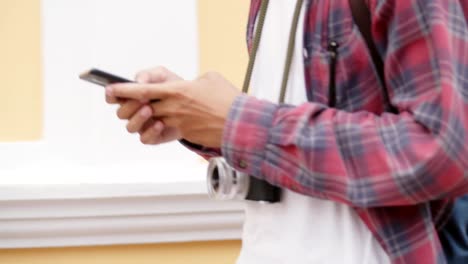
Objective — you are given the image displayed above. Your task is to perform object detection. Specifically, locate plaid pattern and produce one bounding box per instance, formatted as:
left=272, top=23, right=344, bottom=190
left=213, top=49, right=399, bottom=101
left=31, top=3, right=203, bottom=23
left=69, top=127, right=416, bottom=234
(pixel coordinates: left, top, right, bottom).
left=185, top=0, right=468, bottom=263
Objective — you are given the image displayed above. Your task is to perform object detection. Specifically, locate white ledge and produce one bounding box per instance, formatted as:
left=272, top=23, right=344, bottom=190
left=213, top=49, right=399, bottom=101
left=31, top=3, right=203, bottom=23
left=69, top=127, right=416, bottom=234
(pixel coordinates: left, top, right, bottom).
left=0, top=182, right=244, bottom=248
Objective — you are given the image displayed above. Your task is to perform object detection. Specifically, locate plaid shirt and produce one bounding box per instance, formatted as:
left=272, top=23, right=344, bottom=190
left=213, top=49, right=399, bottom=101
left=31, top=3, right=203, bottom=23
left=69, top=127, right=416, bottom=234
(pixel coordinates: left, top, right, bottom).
left=184, top=0, right=468, bottom=263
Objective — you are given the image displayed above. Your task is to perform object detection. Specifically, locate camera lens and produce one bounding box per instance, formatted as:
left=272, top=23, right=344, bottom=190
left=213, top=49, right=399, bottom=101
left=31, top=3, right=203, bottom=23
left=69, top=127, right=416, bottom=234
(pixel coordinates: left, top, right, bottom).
left=207, top=157, right=250, bottom=200
left=212, top=167, right=220, bottom=192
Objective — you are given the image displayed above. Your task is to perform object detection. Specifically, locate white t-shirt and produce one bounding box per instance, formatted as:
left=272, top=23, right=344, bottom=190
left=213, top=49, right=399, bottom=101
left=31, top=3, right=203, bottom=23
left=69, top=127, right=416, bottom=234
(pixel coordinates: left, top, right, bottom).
left=236, top=2, right=391, bottom=264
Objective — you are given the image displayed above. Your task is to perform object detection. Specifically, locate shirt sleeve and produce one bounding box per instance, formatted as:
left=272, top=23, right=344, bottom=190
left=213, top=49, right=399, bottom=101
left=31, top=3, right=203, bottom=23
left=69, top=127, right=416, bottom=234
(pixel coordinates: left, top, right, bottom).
left=179, top=139, right=221, bottom=160
left=221, top=0, right=468, bottom=207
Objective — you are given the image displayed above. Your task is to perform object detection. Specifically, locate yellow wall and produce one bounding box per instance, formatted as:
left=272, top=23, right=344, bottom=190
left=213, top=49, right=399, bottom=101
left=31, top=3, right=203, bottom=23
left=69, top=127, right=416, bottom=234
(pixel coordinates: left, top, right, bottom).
left=0, top=0, right=42, bottom=141
left=0, top=241, right=242, bottom=264
left=198, top=0, right=250, bottom=89
left=0, top=0, right=248, bottom=262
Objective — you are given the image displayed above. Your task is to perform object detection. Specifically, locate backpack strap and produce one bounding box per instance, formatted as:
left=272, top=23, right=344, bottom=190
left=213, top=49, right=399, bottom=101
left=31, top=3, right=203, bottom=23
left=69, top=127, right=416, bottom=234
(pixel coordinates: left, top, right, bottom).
left=348, top=0, right=398, bottom=114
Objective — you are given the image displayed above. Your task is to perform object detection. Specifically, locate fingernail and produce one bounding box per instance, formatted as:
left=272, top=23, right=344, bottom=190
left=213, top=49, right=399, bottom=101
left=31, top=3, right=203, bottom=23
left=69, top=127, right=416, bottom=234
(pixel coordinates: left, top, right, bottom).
left=136, top=75, right=147, bottom=83
left=140, top=106, right=152, bottom=118
left=153, top=121, right=163, bottom=131
left=105, top=87, right=114, bottom=97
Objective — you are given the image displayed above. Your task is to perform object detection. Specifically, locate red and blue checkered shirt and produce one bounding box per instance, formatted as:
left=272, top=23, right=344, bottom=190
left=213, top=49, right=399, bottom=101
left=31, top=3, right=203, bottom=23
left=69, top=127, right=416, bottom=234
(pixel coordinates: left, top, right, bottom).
left=184, top=0, right=468, bottom=263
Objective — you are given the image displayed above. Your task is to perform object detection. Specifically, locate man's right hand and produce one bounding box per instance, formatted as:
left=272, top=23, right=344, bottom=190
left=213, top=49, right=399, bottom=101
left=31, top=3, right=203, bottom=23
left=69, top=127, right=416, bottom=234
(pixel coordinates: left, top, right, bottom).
left=106, top=66, right=183, bottom=145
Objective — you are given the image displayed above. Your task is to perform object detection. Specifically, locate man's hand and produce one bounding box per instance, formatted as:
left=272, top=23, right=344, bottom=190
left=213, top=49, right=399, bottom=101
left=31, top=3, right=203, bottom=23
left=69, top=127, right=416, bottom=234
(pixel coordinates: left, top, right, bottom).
left=106, top=66, right=183, bottom=145
left=106, top=72, right=242, bottom=148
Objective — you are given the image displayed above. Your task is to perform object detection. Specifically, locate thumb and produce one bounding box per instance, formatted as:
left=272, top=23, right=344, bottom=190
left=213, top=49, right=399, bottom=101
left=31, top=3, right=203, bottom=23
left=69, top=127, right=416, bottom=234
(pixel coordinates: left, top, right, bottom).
left=135, top=72, right=154, bottom=84
left=135, top=67, right=170, bottom=84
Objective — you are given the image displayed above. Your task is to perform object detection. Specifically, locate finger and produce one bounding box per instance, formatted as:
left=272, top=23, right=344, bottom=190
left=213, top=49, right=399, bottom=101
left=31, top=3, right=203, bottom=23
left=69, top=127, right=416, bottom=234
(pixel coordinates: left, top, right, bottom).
left=135, top=66, right=168, bottom=83
left=106, top=95, right=126, bottom=104
left=139, top=120, right=165, bottom=144
left=139, top=117, right=156, bottom=132
left=106, top=82, right=185, bottom=101
left=149, top=100, right=174, bottom=118
left=126, top=105, right=153, bottom=133
left=135, top=66, right=182, bottom=83
left=159, top=116, right=178, bottom=128
left=116, top=100, right=143, bottom=120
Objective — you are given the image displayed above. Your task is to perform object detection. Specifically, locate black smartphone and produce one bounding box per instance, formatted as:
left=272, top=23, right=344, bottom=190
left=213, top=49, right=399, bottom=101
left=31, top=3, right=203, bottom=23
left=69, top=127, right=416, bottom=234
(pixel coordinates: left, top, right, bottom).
left=80, top=68, right=160, bottom=102
left=79, top=68, right=132, bottom=86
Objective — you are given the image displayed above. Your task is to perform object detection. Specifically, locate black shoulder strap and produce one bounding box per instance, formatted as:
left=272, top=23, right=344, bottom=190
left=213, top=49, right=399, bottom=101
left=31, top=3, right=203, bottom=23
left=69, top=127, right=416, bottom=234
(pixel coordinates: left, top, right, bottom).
left=348, top=0, right=398, bottom=114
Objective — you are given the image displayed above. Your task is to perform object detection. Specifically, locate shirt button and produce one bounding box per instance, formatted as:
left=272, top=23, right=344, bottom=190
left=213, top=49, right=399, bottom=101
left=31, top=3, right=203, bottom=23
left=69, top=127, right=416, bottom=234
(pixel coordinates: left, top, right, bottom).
left=238, top=160, right=248, bottom=169
left=303, top=48, right=309, bottom=58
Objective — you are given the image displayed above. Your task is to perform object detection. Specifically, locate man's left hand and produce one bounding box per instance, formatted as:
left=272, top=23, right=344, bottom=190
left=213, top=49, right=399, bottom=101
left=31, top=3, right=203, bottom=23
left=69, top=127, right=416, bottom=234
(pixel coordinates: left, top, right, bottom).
left=106, top=72, right=241, bottom=148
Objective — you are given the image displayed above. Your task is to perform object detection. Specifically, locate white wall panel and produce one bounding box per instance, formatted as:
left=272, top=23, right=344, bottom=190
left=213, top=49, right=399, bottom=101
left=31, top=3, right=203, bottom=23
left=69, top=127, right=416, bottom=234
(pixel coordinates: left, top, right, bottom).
left=1, top=0, right=205, bottom=184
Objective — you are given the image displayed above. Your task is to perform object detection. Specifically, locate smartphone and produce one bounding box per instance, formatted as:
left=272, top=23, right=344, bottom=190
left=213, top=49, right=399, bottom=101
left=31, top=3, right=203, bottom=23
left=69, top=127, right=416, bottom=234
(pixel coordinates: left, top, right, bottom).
left=79, top=68, right=160, bottom=102
left=79, top=68, right=132, bottom=86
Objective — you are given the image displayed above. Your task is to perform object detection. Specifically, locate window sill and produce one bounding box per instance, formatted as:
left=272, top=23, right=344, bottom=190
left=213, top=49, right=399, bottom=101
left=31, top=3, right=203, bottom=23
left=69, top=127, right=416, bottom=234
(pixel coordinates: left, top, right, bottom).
left=0, top=141, right=244, bottom=249
left=0, top=181, right=244, bottom=248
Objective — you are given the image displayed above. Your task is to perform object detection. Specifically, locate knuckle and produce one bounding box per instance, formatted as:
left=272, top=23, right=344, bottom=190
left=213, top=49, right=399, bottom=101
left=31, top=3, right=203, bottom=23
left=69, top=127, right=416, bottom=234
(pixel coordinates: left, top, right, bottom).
left=172, top=87, right=185, bottom=99
left=204, top=71, right=219, bottom=79
left=174, top=81, right=191, bottom=97
left=140, top=88, right=151, bottom=100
